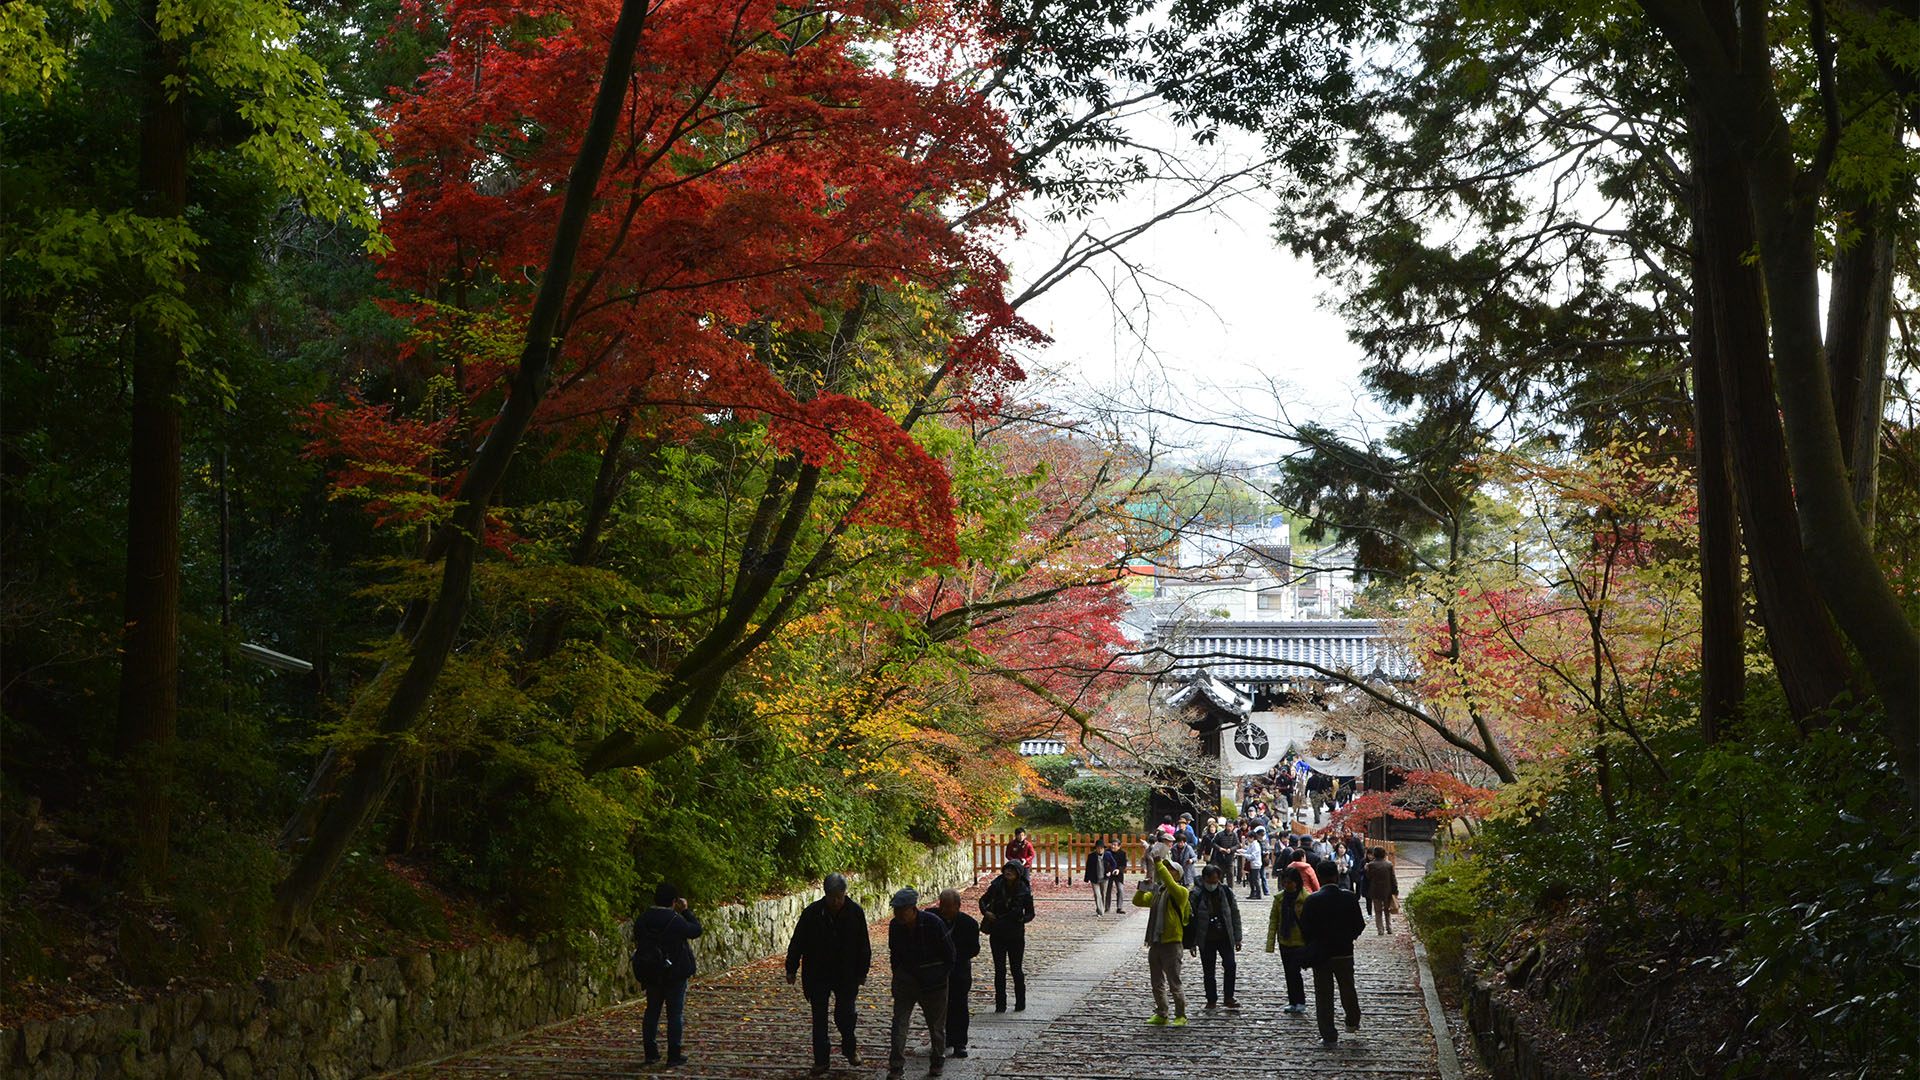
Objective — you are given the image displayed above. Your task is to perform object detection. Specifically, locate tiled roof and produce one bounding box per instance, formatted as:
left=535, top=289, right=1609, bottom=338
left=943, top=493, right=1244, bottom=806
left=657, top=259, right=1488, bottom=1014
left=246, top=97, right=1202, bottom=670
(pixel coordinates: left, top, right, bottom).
left=1148, top=619, right=1414, bottom=684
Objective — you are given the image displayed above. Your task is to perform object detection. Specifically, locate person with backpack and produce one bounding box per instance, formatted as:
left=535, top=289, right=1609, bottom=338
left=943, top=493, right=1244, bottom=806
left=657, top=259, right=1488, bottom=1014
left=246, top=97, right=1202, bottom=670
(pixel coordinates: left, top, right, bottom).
left=785, top=873, right=872, bottom=1076
left=1299, top=870, right=1368, bottom=1047
left=886, top=888, right=954, bottom=1079
left=1265, top=865, right=1311, bottom=1014
left=1187, top=864, right=1243, bottom=1009
left=1132, top=840, right=1192, bottom=1027
left=936, top=888, right=980, bottom=1060
left=633, top=883, right=703, bottom=1067
left=979, top=860, right=1035, bottom=1011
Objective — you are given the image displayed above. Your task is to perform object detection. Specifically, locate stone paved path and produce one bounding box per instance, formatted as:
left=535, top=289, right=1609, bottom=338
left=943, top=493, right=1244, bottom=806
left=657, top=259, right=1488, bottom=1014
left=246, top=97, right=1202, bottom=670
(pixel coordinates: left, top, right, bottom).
left=392, top=859, right=1443, bottom=1080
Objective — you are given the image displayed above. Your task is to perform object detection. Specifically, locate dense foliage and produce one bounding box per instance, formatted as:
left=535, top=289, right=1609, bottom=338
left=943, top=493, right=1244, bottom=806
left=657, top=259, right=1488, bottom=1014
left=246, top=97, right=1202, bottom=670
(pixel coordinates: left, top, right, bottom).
left=1, top=0, right=1150, bottom=1008
left=1409, top=704, right=1917, bottom=1078
left=1062, top=776, right=1149, bottom=834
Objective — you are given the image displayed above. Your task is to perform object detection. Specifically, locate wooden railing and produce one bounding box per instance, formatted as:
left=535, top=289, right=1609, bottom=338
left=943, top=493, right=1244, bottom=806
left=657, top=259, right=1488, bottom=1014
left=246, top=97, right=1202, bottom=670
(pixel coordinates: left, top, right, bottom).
left=972, top=831, right=1152, bottom=885
left=972, top=829, right=1404, bottom=885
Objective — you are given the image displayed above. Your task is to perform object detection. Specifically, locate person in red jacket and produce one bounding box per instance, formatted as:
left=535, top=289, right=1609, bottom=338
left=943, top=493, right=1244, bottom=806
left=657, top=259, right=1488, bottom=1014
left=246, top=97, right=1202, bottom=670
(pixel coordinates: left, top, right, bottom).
left=1003, top=827, right=1036, bottom=880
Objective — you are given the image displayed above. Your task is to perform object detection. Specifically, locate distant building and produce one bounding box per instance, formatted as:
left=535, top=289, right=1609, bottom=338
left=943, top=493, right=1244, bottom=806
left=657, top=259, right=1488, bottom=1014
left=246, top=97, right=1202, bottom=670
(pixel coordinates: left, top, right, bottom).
left=1018, top=739, right=1070, bottom=757
left=1126, top=516, right=1362, bottom=626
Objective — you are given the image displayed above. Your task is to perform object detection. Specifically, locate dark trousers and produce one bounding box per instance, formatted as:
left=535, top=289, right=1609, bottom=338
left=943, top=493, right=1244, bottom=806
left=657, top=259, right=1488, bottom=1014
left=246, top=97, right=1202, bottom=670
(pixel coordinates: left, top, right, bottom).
left=888, top=974, right=948, bottom=1072
left=1247, top=866, right=1266, bottom=899
left=946, top=964, right=971, bottom=1050
left=642, top=977, right=689, bottom=1058
left=1199, top=937, right=1237, bottom=1004
left=1312, top=954, right=1361, bottom=1041
left=805, top=983, right=858, bottom=1066
left=990, top=933, right=1026, bottom=1008
left=1103, top=876, right=1125, bottom=909
left=1279, top=944, right=1307, bottom=1006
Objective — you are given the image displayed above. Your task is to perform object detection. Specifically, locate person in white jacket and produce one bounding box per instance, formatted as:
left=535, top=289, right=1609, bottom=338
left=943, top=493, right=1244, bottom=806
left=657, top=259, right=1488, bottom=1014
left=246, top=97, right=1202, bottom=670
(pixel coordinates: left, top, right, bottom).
left=1241, top=833, right=1266, bottom=899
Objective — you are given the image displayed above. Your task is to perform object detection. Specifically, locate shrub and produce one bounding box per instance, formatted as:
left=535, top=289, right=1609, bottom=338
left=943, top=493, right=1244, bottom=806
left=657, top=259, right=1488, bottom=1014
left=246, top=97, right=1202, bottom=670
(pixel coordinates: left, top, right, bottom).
left=1027, top=754, right=1078, bottom=791
left=1219, top=796, right=1238, bottom=820
left=1464, top=703, right=1918, bottom=1078
left=172, top=825, right=277, bottom=980
left=1403, top=854, right=1486, bottom=981
left=1064, top=776, right=1148, bottom=833
left=490, top=781, right=639, bottom=946
left=1014, top=754, right=1077, bottom=824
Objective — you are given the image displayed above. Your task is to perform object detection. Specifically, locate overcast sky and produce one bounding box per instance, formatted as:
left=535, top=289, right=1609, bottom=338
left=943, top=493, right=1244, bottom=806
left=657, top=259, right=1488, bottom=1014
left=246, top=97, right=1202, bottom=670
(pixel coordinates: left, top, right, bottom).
left=998, top=150, right=1386, bottom=467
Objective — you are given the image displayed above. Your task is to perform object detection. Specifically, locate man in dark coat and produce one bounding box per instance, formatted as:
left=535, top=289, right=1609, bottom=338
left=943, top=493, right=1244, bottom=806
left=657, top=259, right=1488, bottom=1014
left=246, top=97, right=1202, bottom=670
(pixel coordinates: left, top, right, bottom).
left=1084, top=842, right=1110, bottom=914
left=1186, top=864, right=1243, bottom=1008
left=1102, top=840, right=1128, bottom=912
left=887, top=888, right=954, bottom=1078
left=979, top=860, right=1035, bottom=1011
left=936, top=888, right=981, bottom=1059
left=1345, top=833, right=1372, bottom=914
left=1299, top=875, right=1368, bottom=1046
left=635, top=882, right=703, bottom=1066
left=786, top=873, right=872, bottom=1075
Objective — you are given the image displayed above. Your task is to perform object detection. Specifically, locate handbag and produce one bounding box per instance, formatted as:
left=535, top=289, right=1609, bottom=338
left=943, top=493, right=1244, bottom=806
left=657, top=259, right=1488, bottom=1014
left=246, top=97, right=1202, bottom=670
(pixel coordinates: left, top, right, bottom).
left=1389, top=894, right=1400, bottom=914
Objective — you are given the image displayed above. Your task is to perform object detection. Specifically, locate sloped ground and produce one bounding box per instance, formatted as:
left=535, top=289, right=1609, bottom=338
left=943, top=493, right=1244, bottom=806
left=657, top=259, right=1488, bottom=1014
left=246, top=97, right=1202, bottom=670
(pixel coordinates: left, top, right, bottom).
left=395, top=865, right=1448, bottom=1079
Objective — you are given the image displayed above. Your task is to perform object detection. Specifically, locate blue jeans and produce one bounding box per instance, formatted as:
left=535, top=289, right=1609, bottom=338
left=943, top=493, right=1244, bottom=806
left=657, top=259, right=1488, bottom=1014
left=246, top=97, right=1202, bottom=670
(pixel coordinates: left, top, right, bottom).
left=643, top=977, right=688, bottom=1058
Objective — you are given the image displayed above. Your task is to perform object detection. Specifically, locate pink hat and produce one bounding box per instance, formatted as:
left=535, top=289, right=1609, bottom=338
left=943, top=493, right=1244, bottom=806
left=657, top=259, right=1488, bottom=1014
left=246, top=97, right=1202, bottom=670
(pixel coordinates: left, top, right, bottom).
left=1157, top=824, right=1176, bottom=837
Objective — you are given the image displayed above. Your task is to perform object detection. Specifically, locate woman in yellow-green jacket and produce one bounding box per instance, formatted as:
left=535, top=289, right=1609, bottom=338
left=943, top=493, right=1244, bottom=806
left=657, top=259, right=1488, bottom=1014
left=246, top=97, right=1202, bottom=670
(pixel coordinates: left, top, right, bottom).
left=1265, top=865, right=1309, bottom=1014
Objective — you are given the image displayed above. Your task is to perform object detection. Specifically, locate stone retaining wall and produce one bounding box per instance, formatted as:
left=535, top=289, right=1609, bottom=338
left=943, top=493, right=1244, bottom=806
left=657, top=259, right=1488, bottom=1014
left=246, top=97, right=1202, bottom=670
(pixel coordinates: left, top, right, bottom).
left=1464, top=977, right=1588, bottom=1080
left=2, top=844, right=975, bottom=1080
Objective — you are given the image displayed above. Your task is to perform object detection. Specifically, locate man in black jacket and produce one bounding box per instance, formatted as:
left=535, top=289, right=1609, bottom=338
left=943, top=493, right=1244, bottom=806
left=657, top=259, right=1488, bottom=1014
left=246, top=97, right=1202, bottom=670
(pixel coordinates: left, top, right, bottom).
left=1299, top=877, right=1368, bottom=1046
left=936, top=888, right=981, bottom=1059
left=887, top=888, right=954, bottom=1079
left=1102, top=840, right=1128, bottom=912
left=635, top=883, right=703, bottom=1067
left=786, top=873, right=872, bottom=1075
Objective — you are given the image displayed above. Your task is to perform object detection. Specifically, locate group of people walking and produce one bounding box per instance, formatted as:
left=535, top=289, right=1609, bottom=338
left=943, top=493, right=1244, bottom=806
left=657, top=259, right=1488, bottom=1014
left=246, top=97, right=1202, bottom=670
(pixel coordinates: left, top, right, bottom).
left=1129, top=823, right=1399, bottom=1047
left=772, top=860, right=1032, bottom=1077
left=629, top=824, right=1402, bottom=1073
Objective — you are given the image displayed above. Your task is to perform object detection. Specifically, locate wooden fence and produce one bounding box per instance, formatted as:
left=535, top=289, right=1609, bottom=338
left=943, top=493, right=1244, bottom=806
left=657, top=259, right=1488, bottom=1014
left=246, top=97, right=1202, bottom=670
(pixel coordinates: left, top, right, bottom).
left=971, top=829, right=1404, bottom=885
left=972, top=832, right=1154, bottom=884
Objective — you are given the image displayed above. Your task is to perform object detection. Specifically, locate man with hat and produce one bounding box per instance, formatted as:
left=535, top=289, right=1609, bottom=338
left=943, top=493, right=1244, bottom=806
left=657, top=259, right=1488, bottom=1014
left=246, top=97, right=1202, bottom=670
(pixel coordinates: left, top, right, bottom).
left=979, top=860, right=1035, bottom=1011
left=887, top=887, right=954, bottom=1078
left=1132, top=838, right=1192, bottom=1026
left=786, top=873, right=872, bottom=1075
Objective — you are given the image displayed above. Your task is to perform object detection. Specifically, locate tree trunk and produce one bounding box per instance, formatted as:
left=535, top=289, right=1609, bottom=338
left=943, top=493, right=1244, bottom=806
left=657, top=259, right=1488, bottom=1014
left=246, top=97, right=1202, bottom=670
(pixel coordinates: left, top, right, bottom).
left=1745, top=150, right=1920, bottom=798
left=269, top=0, right=656, bottom=938
left=1687, top=144, right=1745, bottom=741
left=1643, top=0, right=1920, bottom=810
left=116, top=4, right=189, bottom=887
left=1693, top=106, right=1854, bottom=723
left=1824, top=184, right=1894, bottom=537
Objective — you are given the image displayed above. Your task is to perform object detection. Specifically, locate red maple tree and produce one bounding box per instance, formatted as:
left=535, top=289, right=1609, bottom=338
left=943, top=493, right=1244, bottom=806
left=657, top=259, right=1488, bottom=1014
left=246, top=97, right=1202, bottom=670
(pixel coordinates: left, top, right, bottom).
left=314, top=0, right=1038, bottom=563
